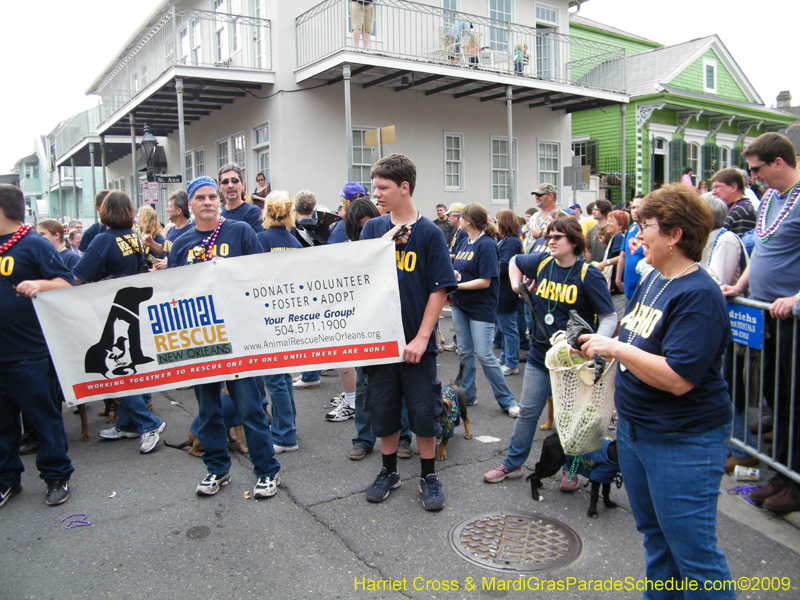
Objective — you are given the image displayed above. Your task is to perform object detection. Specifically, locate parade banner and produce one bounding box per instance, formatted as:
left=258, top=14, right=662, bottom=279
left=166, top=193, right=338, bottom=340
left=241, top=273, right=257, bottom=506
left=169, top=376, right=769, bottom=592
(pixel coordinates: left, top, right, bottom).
left=34, top=239, right=405, bottom=405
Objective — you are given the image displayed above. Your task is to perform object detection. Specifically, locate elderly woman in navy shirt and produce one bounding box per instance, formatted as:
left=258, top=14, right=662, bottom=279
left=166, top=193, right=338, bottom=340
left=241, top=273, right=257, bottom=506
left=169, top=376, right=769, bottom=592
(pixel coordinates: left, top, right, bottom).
left=578, top=185, right=734, bottom=597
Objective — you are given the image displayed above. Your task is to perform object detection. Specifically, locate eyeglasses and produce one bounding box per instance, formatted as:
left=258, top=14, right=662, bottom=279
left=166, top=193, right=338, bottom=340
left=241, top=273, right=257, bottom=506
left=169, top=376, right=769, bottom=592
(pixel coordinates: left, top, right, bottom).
left=219, top=178, right=241, bottom=186
left=544, top=233, right=568, bottom=242
left=749, top=162, right=770, bottom=174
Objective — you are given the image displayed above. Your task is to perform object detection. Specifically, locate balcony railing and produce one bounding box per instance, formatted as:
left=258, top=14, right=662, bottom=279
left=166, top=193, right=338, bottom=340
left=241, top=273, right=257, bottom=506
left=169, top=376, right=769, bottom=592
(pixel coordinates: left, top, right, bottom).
left=297, top=0, right=625, bottom=94
left=94, top=6, right=271, bottom=126
left=53, top=107, right=101, bottom=161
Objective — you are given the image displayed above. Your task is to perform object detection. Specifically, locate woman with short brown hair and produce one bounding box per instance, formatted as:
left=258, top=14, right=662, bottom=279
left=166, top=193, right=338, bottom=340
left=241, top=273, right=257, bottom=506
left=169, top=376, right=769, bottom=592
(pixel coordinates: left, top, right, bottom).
left=578, top=183, right=734, bottom=593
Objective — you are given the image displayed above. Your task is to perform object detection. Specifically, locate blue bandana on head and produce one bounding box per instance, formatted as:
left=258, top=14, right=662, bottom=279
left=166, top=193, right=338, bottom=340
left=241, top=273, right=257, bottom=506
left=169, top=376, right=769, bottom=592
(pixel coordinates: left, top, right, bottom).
left=187, top=176, right=219, bottom=201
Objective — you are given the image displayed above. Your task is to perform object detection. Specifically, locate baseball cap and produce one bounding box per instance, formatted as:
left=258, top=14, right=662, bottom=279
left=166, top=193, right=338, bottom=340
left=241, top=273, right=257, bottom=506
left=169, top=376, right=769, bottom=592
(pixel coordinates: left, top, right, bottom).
left=445, top=202, right=465, bottom=215
left=569, top=203, right=581, bottom=211
left=340, top=182, right=367, bottom=201
left=532, top=183, right=556, bottom=196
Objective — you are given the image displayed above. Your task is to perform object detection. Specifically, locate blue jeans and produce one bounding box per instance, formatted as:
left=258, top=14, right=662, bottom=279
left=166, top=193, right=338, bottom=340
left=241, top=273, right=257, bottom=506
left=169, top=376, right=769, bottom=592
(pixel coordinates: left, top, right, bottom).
left=301, top=370, right=321, bottom=383
left=265, top=374, right=296, bottom=447
left=451, top=306, right=516, bottom=410
left=0, top=357, right=74, bottom=485
left=115, top=394, right=162, bottom=435
left=497, top=311, right=520, bottom=369
left=517, top=299, right=530, bottom=349
left=194, top=377, right=279, bottom=478
left=503, top=361, right=551, bottom=469
left=617, top=415, right=734, bottom=599
left=352, top=368, right=412, bottom=449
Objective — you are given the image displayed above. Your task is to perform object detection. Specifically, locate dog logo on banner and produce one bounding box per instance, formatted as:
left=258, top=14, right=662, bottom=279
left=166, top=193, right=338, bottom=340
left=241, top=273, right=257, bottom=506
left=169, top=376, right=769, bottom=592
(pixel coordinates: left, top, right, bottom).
left=84, top=287, right=155, bottom=379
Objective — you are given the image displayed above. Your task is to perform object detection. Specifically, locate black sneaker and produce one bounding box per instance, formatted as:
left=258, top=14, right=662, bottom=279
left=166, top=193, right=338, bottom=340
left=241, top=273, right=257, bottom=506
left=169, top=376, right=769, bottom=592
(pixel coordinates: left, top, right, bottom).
left=419, top=474, right=445, bottom=511
left=45, top=480, right=70, bottom=506
left=0, top=483, right=22, bottom=508
left=366, top=467, right=401, bottom=502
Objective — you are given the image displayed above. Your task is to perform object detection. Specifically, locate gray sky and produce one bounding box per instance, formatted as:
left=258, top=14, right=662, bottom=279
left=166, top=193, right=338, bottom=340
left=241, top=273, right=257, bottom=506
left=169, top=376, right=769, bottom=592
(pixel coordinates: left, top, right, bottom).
left=2, top=0, right=798, bottom=173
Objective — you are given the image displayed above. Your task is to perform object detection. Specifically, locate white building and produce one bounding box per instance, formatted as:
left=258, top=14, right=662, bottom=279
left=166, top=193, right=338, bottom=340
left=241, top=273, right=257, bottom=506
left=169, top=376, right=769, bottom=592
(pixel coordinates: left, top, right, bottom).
left=60, top=0, right=627, bottom=219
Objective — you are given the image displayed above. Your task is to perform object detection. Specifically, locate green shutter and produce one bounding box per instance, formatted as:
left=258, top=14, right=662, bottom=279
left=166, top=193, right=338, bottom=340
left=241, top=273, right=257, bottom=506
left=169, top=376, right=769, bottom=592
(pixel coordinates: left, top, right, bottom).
left=702, top=143, right=719, bottom=185
left=669, top=139, right=687, bottom=183
left=732, top=147, right=743, bottom=170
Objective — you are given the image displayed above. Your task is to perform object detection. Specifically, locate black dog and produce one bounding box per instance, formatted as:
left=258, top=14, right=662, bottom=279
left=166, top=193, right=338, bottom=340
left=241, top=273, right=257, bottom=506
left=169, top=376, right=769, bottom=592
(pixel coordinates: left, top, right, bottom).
left=435, top=359, right=472, bottom=460
left=527, top=432, right=621, bottom=518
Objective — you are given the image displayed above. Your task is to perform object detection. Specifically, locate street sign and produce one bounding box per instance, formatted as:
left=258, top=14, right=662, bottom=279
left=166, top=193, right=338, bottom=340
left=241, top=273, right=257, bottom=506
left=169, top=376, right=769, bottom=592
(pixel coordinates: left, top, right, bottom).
left=364, top=125, right=396, bottom=148
left=143, top=182, right=159, bottom=204
left=154, top=174, right=182, bottom=184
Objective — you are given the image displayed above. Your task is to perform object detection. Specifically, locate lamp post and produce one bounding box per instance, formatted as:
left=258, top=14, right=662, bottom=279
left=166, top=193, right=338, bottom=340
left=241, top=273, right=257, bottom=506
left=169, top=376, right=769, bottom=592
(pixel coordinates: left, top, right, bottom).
left=140, top=124, right=159, bottom=182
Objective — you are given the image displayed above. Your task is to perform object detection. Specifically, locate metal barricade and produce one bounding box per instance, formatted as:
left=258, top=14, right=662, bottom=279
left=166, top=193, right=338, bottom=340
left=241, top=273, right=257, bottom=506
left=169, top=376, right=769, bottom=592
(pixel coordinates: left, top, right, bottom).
left=726, top=296, right=799, bottom=485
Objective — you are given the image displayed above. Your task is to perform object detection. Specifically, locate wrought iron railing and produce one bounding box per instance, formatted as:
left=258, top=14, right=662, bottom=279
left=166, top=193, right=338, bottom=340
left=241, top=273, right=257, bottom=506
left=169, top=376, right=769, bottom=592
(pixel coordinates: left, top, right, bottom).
left=94, top=6, right=271, bottom=126
left=296, top=0, right=625, bottom=94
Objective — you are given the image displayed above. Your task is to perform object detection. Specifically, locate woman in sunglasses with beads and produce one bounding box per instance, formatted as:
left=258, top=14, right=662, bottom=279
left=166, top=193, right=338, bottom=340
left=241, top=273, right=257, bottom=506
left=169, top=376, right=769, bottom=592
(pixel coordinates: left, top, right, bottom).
left=577, top=185, right=734, bottom=595
left=483, top=217, right=616, bottom=484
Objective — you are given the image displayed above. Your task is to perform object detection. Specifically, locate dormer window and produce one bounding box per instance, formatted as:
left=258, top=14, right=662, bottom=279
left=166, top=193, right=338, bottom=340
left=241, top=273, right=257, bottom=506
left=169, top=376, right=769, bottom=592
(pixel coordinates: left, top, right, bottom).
left=703, top=58, right=717, bottom=94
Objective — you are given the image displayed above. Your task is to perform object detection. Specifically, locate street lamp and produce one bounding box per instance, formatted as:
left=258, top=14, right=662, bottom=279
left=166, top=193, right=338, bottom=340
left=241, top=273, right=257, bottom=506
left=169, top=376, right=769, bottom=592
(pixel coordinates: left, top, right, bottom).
left=140, top=124, right=159, bottom=182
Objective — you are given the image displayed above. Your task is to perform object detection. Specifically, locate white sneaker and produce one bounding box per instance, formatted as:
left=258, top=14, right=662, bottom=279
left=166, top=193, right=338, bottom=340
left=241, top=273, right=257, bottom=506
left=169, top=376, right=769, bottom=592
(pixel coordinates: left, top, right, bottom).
left=274, top=444, right=299, bottom=454
left=253, top=475, right=280, bottom=498
left=196, top=472, right=231, bottom=496
left=139, top=422, right=166, bottom=454
left=501, top=366, right=519, bottom=376
left=442, top=343, right=458, bottom=352
left=330, top=392, right=346, bottom=407
left=326, top=404, right=355, bottom=422
left=507, top=405, right=520, bottom=418
left=98, top=426, right=138, bottom=440
left=293, top=379, right=321, bottom=390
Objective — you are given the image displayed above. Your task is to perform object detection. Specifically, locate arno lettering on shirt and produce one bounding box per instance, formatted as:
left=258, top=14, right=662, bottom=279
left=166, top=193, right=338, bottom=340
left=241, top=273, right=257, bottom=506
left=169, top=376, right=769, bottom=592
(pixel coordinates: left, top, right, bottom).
left=619, top=302, right=663, bottom=339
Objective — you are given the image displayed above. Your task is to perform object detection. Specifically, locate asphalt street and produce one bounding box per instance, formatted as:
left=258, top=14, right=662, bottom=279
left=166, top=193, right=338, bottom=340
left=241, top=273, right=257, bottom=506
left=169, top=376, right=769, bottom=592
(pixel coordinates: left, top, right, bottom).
left=4, top=310, right=799, bottom=599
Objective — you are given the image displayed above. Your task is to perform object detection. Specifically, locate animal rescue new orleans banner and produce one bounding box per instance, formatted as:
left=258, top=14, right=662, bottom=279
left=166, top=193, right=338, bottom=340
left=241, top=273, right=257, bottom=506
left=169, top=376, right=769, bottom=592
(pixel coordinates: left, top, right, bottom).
left=34, top=239, right=405, bottom=405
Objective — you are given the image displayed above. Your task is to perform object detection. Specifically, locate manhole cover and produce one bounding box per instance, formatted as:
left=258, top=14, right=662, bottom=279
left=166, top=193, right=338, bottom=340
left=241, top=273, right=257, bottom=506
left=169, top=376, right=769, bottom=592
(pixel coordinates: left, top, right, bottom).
left=186, top=525, right=211, bottom=540
left=449, top=512, right=582, bottom=573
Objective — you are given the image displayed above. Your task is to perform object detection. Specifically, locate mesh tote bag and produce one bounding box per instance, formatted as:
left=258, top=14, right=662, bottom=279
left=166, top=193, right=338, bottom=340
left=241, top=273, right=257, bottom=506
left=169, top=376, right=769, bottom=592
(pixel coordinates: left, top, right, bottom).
left=544, top=332, right=616, bottom=455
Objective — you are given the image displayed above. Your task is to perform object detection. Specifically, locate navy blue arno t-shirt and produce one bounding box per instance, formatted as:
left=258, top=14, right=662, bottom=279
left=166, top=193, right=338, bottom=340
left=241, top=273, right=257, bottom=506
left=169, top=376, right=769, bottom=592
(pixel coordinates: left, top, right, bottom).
left=0, top=230, right=75, bottom=361
left=451, top=233, right=500, bottom=323
left=615, top=268, right=732, bottom=434
left=515, top=252, right=614, bottom=368
left=168, top=218, right=264, bottom=267
left=361, top=214, right=457, bottom=356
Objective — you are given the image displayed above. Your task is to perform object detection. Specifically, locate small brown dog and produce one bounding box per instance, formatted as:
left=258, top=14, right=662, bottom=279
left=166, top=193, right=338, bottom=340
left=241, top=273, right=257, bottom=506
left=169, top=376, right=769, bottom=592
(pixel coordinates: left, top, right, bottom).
left=164, top=390, right=248, bottom=456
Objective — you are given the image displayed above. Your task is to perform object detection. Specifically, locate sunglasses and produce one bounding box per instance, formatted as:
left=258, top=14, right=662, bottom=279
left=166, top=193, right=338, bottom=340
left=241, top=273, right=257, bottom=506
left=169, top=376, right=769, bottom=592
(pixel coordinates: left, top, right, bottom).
left=256, top=178, right=265, bottom=182
left=749, top=162, right=770, bottom=174
left=544, top=233, right=568, bottom=242
left=220, top=178, right=241, bottom=186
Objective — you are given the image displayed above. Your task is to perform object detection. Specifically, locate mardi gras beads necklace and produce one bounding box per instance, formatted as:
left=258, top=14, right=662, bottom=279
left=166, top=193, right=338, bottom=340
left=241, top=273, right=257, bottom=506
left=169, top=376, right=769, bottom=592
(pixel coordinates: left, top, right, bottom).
left=0, top=224, right=32, bottom=256
left=187, top=217, right=225, bottom=265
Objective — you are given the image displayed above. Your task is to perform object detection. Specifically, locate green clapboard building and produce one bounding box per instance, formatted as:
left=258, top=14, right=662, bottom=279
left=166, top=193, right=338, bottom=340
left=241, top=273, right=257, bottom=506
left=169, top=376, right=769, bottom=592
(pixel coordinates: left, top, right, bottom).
left=568, top=15, right=796, bottom=199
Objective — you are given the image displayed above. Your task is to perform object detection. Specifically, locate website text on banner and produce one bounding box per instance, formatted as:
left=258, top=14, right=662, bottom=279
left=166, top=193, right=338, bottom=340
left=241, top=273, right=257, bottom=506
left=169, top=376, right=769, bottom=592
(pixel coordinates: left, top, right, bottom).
left=34, top=239, right=405, bottom=405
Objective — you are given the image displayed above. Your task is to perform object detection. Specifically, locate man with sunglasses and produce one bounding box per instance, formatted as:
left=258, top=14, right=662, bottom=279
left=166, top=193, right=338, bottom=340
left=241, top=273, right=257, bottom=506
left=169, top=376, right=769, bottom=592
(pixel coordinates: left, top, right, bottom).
left=524, top=183, right=558, bottom=253
left=722, top=132, right=800, bottom=515
left=219, top=164, right=263, bottom=233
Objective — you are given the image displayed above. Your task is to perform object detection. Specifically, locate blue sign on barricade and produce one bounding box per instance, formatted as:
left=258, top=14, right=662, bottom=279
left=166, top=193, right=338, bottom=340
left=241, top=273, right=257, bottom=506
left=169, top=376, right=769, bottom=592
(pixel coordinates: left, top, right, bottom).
left=728, top=303, right=763, bottom=351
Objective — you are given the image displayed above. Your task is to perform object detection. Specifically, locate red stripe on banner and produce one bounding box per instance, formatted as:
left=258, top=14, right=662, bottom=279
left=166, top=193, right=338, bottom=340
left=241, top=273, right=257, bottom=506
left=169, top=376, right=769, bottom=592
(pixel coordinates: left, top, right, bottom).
left=71, top=342, right=399, bottom=399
